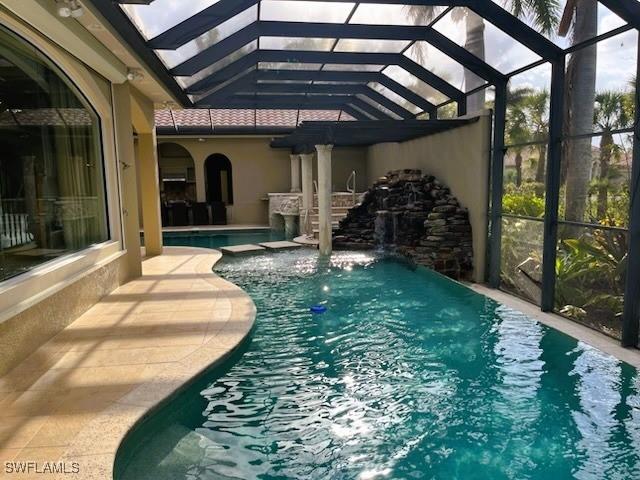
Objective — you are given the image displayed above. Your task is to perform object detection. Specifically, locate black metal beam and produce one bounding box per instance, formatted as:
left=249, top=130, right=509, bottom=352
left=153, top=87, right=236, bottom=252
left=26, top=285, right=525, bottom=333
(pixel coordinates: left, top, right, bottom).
left=488, top=80, right=507, bottom=288
left=148, top=0, right=258, bottom=49
left=146, top=0, right=469, bottom=49
left=470, top=1, right=562, bottom=61
left=170, top=21, right=504, bottom=83
left=193, top=68, right=435, bottom=113
left=621, top=34, right=640, bottom=347
left=235, top=83, right=415, bottom=119
left=598, top=0, right=640, bottom=30
left=88, top=0, right=191, bottom=106
left=541, top=58, right=566, bottom=311
left=187, top=51, right=443, bottom=111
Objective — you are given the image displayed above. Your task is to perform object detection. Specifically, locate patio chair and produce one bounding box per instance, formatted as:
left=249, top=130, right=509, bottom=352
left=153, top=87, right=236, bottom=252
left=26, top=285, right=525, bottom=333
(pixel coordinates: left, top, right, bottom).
left=192, top=202, right=209, bottom=225
left=210, top=201, right=227, bottom=225
left=171, top=202, right=189, bottom=226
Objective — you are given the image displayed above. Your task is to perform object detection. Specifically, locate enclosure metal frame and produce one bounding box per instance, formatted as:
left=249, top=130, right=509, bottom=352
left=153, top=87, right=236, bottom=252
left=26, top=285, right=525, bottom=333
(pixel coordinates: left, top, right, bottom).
left=96, top=0, right=640, bottom=347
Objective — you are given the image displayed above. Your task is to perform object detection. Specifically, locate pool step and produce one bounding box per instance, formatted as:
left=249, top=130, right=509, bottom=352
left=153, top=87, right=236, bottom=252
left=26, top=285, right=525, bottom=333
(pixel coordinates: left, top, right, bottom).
left=220, top=244, right=266, bottom=255
left=221, top=241, right=303, bottom=255
left=258, top=241, right=303, bottom=250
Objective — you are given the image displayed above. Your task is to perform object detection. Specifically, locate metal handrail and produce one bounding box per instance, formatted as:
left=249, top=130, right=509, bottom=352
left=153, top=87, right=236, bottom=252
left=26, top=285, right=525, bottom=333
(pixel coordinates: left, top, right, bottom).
left=346, top=170, right=356, bottom=206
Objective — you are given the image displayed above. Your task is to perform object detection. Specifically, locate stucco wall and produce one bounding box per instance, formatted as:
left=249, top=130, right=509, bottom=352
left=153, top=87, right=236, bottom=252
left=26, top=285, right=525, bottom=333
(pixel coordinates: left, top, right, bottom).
left=158, top=137, right=368, bottom=225
left=366, top=113, right=492, bottom=282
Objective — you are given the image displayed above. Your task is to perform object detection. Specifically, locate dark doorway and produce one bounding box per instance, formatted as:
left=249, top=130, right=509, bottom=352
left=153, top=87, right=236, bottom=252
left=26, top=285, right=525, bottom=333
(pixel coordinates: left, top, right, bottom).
left=205, top=154, right=233, bottom=204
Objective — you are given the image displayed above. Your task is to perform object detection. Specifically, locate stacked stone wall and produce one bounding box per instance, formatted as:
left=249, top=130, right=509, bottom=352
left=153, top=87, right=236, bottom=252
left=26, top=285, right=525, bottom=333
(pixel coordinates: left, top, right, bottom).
left=334, top=169, right=473, bottom=280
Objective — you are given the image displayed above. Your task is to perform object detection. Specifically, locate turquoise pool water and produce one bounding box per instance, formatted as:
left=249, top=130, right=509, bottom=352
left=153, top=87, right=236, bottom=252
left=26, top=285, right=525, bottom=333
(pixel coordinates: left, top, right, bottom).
left=117, top=250, right=640, bottom=480
left=162, top=229, right=285, bottom=249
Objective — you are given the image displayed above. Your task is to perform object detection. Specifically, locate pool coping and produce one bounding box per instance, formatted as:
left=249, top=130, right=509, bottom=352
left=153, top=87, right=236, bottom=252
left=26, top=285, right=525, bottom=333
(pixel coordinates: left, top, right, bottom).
left=471, top=283, right=640, bottom=369
left=33, top=246, right=256, bottom=480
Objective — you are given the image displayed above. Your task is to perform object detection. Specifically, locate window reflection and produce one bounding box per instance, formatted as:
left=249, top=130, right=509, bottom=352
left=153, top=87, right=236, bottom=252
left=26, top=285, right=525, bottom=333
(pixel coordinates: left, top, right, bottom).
left=0, top=27, right=108, bottom=282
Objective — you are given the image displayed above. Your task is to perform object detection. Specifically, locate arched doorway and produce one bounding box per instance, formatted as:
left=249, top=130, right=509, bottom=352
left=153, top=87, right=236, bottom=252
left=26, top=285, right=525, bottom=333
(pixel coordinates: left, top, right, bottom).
left=157, top=143, right=195, bottom=226
left=204, top=153, right=233, bottom=205
left=157, top=143, right=196, bottom=203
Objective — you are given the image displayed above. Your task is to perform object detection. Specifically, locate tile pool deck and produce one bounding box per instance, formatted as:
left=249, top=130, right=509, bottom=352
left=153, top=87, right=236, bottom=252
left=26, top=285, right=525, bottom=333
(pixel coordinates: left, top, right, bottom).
left=0, top=247, right=255, bottom=479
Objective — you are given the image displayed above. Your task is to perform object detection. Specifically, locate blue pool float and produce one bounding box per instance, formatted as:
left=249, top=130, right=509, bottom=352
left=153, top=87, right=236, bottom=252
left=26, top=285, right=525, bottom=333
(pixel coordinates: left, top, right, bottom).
left=310, top=305, right=327, bottom=314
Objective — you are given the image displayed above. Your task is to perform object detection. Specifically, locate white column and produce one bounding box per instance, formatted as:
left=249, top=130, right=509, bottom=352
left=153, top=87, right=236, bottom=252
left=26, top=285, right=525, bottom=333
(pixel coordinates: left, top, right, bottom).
left=315, top=144, right=333, bottom=255
left=300, top=153, right=314, bottom=235
left=290, top=154, right=301, bottom=193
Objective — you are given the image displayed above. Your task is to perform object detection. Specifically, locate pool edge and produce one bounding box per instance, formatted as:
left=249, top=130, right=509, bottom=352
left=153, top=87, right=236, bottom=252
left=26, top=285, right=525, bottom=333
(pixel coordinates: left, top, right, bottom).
left=56, top=246, right=257, bottom=480
left=471, top=283, right=640, bottom=369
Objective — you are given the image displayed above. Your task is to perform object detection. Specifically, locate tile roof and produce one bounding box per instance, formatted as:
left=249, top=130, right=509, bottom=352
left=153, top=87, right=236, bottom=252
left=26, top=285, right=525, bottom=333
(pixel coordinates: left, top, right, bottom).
left=155, top=108, right=354, bottom=133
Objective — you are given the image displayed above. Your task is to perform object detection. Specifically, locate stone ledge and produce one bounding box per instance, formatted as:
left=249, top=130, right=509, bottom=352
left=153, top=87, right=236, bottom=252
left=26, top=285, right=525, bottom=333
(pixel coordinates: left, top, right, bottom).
left=0, top=247, right=256, bottom=480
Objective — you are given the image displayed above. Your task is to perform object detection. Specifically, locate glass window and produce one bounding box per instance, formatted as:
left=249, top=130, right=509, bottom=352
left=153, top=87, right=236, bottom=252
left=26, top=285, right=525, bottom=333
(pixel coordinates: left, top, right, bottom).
left=175, top=41, right=257, bottom=90
left=260, top=37, right=335, bottom=51
left=349, top=4, right=445, bottom=26
left=383, top=65, right=449, bottom=104
left=437, top=103, right=457, bottom=119
left=155, top=5, right=257, bottom=69
left=433, top=7, right=541, bottom=73
left=555, top=224, right=628, bottom=339
left=260, top=1, right=355, bottom=23
left=500, top=217, right=544, bottom=305
left=404, top=41, right=486, bottom=93
left=121, top=0, right=221, bottom=40
left=368, top=82, right=421, bottom=114
left=356, top=94, right=403, bottom=120
left=334, top=39, right=410, bottom=53
left=561, top=133, right=633, bottom=228
left=347, top=103, right=378, bottom=120
left=502, top=145, right=547, bottom=217
left=565, top=30, right=637, bottom=137
left=258, top=62, right=323, bottom=71
left=490, top=1, right=627, bottom=49
left=506, top=63, right=551, bottom=145
left=0, top=27, right=108, bottom=283
left=322, top=64, right=385, bottom=72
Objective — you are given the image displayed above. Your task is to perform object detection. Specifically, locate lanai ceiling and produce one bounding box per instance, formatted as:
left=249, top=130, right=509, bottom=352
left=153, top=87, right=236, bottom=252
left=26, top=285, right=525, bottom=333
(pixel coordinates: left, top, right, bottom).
left=90, top=1, right=639, bottom=121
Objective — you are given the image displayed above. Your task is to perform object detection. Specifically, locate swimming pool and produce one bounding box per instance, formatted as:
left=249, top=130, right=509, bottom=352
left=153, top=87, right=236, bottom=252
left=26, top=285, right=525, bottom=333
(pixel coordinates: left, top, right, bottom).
left=116, top=250, right=640, bottom=479
left=162, top=229, right=285, bottom=249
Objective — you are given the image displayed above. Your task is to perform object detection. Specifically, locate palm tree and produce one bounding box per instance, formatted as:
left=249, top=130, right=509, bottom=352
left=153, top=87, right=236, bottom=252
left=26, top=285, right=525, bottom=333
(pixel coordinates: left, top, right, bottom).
left=561, top=0, right=599, bottom=223
left=406, top=2, right=559, bottom=113
left=592, top=91, right=633, bottom=220
left=522, top=90, right=550, bottom=184
left=506, top=87, right=534, bottom=186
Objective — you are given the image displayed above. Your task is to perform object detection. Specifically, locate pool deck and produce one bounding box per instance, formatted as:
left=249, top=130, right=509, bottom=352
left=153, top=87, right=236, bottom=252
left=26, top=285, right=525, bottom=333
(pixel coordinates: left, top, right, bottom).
left=0, top=247, right=255, bottom=479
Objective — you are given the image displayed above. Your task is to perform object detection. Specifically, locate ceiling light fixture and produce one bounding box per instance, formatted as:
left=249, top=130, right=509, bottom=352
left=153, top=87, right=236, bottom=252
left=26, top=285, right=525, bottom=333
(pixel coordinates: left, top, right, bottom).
left=126, top=68, right=144, bottom=82
left=57, top=0, right=83, bottom=19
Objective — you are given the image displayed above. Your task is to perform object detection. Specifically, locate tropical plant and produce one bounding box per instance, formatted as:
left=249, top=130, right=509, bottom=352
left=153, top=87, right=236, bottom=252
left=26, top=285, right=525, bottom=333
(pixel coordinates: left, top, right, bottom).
left=555, top=228, right=627, bottom=333
left=522, top=90, right=550, bottom=183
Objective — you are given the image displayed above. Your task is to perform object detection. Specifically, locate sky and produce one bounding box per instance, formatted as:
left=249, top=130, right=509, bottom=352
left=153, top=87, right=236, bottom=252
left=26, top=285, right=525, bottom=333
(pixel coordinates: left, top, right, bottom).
left=121, top=1, right=637, bottom=106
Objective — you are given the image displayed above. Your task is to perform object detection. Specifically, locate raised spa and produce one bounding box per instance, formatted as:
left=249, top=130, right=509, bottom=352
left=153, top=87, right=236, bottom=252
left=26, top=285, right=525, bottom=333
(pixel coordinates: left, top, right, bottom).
left=115, top=250, right=640, bottom=479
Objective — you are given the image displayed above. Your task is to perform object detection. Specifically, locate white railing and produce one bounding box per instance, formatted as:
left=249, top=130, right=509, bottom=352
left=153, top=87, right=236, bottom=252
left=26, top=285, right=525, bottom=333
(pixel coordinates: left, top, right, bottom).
left=1, top=199, right=33, bottom=249
left=346, top=170, right=356, bottom=206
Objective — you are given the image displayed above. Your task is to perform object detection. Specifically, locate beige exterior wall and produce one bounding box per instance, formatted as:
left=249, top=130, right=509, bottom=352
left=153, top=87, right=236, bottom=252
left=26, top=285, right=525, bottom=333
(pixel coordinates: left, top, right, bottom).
left=366, top=113, right=492, bottom=282
left=0, top=9, right=152, bottom=371
left=158, top=136, right=368, bottom=225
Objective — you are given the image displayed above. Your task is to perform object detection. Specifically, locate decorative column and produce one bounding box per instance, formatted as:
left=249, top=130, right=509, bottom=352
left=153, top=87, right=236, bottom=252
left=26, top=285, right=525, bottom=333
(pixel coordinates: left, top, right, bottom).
left=300, top=152, right=314, bottom=235
left=315, top=144, right=333, bottom=256
left=290, top=154, right=301, bottom=193
left=137, top=131, right=163, bottom=256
